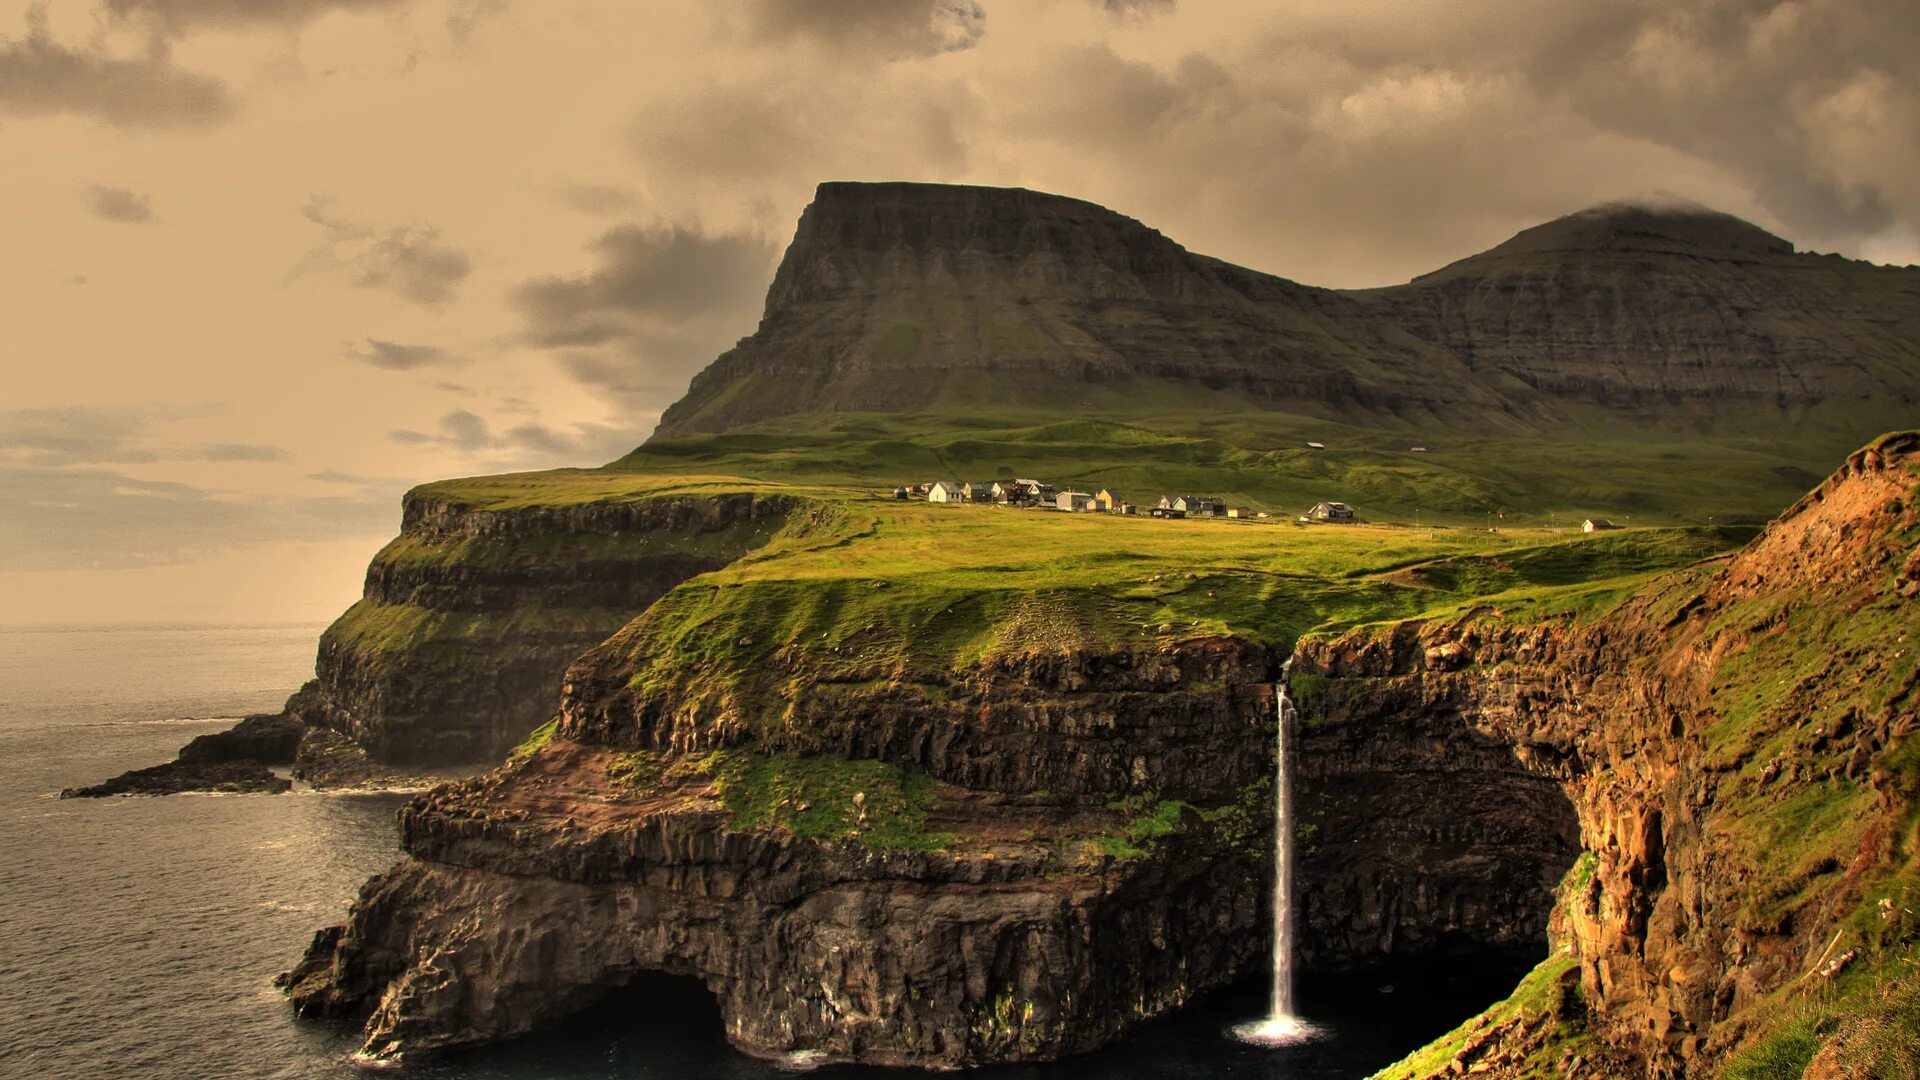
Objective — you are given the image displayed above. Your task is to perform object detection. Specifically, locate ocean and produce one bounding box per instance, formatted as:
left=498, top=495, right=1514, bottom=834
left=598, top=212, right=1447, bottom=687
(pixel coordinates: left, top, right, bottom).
left=0, top=624, right=1521, bottom=1079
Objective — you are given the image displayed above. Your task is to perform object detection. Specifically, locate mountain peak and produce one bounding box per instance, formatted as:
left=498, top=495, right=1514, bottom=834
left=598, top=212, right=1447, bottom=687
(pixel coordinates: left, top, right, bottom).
left=1416, top=201, right=1794, bottom=282
left=761, top=181, right=1198, bottom=312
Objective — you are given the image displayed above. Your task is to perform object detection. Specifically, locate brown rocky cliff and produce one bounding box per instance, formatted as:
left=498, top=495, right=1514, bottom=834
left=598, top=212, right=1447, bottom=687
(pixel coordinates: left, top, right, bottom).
left=291, top=490, right=801, bottom=775
left=1334, top=432, right=1920, bottom=1078
left=280, top=641, right=1282, bottom=1068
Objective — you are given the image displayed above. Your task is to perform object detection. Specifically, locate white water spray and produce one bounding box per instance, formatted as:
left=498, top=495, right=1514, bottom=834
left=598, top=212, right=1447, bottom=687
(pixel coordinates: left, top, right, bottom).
left=1234, top=660, right=1317, bottom=1046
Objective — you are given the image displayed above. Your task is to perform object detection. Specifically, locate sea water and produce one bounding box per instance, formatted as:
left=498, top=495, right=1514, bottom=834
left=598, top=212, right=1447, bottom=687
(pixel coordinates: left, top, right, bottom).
left=0, top=624, right=1523, bottom=1079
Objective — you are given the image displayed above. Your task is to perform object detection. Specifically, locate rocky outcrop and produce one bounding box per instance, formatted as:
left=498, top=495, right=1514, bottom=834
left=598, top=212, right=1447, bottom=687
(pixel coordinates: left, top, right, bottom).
left=285, top=608, right=1597, bottom=1068
left=561, top=636, right=1278, bottom=799
left=61, top=758, right=290, bottom=798
left=1349, top=432, right=1920, bottom=1077
left=291, top=489, right=802, bottom=770
left=654, top=182, right=1920, bottom=438
left=282, top=741, right=1264, bottom=1067
left=60, top=710, right=301, bottom=797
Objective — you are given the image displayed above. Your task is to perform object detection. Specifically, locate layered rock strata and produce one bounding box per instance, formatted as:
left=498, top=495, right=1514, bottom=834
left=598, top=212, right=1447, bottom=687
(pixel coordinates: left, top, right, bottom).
left=1344, top=432, right=1920, bottom=1077
left=285, top=624, right=1590, bottom=1067
left=291, top=489, right=801, bottom=771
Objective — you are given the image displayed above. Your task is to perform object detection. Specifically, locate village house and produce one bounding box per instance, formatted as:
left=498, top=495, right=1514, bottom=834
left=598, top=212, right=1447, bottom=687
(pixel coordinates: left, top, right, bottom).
left=965, top=482, right=995, bottom=503
left=1094, top=487, right=1124, bottom=512
left=891, top=486, right=910, bottom=500
left=1226, top=507, right=1251, bottom=519
left=991, top=480, right=1024, bottom=504
left=1165, top=496, right=1223, bottom=517
left=927, top=481, right=969, bottom=504
left=1056, top=491, right=1095, bottom=512
left=1305, top=501, right=1357, bottom=523
left=1149, top=505, right=1186, bottom=519
left=1583, top=518, right=1622, bottom=532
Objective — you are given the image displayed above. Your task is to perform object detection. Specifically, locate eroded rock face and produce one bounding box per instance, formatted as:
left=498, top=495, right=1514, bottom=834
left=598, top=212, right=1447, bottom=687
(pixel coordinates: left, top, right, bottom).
left=284, top=621, right=1592, bottom=1068
left=292, top=491, right=800, bottom=770
left=282, top=742, right=1266, bottom=1067
left=1347, top=433, right=1920, bottom=1078
left=561, top=637, right=1278, bottom=800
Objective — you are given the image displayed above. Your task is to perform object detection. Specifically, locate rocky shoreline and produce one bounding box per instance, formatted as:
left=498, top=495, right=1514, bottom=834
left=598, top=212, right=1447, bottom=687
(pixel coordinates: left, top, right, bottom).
left=62, top=711, right=301, bottom=798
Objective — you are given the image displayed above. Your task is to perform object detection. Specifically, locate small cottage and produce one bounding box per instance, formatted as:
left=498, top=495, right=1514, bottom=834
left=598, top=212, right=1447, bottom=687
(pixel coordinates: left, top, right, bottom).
left=1056, top=491, right=1095, bottom=512
left=928, top=481, right=968, bottom=504
left=891, top=486, right=909, bottom=500
left=965, top=482, right=995, bottom=503
left=1095, top=487, right=1125, bottom=512
left=1226, top=507, right=1251, bottom=519
left=1583, top=518, right=1621, bottom=533
left=1307, top=501, right=1356, bottom=523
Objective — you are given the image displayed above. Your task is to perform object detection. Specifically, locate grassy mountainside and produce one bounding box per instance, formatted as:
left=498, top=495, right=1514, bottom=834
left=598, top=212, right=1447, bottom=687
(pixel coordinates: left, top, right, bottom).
left=628, top=183, right=1919, bottom=524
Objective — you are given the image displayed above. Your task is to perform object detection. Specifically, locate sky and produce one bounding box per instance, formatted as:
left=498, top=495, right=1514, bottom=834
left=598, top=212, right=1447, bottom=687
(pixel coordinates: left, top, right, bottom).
left=2, top=0, right=1917, bottom=626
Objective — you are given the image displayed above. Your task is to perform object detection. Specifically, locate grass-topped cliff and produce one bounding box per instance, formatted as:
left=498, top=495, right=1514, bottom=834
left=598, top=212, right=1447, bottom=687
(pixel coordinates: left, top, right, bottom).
left=273, top=177, right=1919, bottom=1074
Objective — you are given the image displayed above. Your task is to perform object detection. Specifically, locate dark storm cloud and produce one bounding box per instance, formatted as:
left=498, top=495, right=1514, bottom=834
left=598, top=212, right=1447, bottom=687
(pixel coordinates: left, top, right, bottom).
left=511, top=225, right=773, bottom=347
left=344, top=338, right=462, bottom=370
left=1190, top=0, right=1920, bottom=265
left=295, top=197, right=475, bottom=307
left=0, top=5, right=235, bottom=131
left=1522, top=0, right=1920, bottom=240
left=509, top=225, right=775, bottom=404
left=85, top=184, right=155, bottom=223
left=740, top=0, right=985, bottom=59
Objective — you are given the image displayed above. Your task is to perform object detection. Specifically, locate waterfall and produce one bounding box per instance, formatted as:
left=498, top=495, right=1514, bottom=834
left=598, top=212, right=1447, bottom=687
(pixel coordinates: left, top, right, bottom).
left=1234, top=660, right=1316, bottom=1046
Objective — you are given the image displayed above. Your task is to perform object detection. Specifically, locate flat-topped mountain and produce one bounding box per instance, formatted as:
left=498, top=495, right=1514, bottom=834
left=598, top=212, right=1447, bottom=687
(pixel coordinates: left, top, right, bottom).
left=655, top=181, right=1920, bottom=441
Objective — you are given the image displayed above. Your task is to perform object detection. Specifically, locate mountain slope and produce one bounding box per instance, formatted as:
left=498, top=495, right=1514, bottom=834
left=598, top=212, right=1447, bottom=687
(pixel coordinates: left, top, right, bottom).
left=654, top=183, right=1920, bottom=446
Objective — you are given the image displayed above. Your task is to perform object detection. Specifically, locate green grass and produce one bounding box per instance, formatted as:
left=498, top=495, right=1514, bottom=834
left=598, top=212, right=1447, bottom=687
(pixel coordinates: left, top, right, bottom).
left=593, top=498, right=1748, bottom=748
left=613, top=407, right=1887, bottom=526
left=1091, top=794, right=1197, bottom=859
left=1372, top=953, right=1582, bottom=1079
left=700, top=749, right=955, bottom=853
left=507, top=719, right=559, bottom=765
left=1720, top=1013, right=1829, bottom=1080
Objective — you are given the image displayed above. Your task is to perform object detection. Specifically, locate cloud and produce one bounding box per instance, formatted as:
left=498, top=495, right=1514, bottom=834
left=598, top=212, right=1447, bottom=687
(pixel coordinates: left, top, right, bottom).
left=85, top=184, right=155, bottom=223
left=552, top=180, right=639, bottom=216
left=0, top=4, right=235, bottom=131
left=0, top=462, right=394, bottom=571
left=101, top=0, right=410, bottom=36
left=194, top=442, right=291, bottom=462
left=344, top=337, right=463, bottom=370
left=294, top=196, right=475, bottom=307
left=509, top=224, right=777, bottom=403
left=0, top=405, right=289, bottom=467
left=0, top=405, right=179, bottom=465
left=386, top=408, right=645, bottom=466
left=513, top=226, right=774, bottom=347
left=738, top=0, right=986, bottom=59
